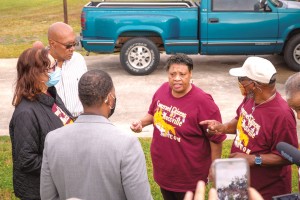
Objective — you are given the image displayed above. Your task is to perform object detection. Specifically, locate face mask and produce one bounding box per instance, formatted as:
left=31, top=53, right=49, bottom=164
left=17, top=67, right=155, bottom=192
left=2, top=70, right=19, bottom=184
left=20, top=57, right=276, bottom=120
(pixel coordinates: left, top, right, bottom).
left=108, top=97, right=117, bottom=118
left=238, top=81, right=247, bottom=96
left=46, top=67, right=61, bottom=87
left=238, top=81, right=254, bottom=97
left=105, top=93, right=117, bottom=118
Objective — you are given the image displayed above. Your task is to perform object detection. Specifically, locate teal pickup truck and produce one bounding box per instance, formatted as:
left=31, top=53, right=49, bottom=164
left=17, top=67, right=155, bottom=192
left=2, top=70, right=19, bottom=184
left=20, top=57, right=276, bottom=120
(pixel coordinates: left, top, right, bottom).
left=81, top=0, right=300, bottom=75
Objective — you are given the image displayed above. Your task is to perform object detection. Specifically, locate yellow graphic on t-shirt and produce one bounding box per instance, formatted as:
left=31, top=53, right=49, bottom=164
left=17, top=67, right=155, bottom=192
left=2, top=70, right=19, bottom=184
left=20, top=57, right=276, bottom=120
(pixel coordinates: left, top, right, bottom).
left=153, top=100, right=188, bottom=142
left=154, top=108, right=176, bottom=136
left=234, top=108, right=260, bottom=154
left=237, top=115, right=249, bottom=146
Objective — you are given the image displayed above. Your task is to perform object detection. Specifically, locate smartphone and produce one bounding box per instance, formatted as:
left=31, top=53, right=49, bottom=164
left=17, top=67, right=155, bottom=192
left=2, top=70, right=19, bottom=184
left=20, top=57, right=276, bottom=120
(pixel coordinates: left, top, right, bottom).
left=213, top=158, right=250, bottom=200
left=272, top=193, right=300, bottom=200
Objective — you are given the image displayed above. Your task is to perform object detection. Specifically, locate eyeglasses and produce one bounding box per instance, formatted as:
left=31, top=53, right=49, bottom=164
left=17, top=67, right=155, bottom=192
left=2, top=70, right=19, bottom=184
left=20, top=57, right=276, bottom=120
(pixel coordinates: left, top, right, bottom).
left=53, top=40, right=78, bottom=49
left=238, top=77, right=251, bottom=82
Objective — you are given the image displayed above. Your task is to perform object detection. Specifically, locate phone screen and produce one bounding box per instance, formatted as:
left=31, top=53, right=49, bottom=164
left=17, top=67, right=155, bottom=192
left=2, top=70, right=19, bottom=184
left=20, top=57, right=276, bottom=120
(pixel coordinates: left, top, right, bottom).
left=213, top=158, right=249, bottom=200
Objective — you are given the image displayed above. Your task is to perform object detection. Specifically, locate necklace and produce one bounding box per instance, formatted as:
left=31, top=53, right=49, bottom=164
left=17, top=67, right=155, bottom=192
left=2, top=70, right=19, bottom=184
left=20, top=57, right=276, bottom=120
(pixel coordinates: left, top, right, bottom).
left=252, top=93, right=276, bottom=113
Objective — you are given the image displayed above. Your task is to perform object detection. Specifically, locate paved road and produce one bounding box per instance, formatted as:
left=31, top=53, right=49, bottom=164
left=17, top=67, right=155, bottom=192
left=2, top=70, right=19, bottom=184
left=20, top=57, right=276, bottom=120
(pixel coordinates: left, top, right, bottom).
left=0, top=53, right=297, bottom=139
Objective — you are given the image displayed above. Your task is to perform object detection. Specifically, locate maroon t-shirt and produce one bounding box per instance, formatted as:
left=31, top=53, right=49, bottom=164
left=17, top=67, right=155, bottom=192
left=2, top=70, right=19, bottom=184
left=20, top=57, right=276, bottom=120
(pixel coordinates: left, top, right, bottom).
left=231, top=92, right=298, bottom=200
left=148, top=82, right=226, bottom=192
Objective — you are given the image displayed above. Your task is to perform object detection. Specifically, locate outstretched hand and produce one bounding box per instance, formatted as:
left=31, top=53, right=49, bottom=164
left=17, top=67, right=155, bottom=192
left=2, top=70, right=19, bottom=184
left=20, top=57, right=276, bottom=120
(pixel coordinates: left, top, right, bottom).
left=130, top=120, right=142, bottom=133
left=199, top=120, right=224, bottom=134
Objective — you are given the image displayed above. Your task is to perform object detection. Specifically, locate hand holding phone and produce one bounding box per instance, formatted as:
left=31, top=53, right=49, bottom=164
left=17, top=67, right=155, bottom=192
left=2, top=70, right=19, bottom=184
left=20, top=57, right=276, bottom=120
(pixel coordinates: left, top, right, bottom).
left=183, top=180, right=263, bottom=200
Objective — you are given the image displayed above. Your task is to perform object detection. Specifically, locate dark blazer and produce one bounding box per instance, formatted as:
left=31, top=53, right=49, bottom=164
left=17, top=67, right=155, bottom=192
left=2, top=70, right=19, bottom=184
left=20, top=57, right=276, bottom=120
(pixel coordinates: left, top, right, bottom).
left=9, top=87, right=73, bottom=200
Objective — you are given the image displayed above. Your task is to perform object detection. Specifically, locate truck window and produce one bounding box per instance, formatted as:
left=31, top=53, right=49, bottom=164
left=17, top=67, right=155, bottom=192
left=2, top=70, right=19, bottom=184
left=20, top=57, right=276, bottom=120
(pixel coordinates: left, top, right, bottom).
left=212, top=0, right=260, bottom=11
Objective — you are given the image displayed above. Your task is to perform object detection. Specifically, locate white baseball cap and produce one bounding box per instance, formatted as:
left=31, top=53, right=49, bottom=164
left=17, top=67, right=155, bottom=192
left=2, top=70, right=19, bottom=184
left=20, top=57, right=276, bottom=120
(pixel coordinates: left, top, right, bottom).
left=229, top=57, right=277, bottom=84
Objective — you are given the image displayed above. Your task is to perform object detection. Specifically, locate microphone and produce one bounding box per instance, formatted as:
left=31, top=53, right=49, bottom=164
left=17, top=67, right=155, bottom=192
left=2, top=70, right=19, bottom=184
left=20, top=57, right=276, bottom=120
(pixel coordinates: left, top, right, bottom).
left=276, top=142, right=300, bottom=166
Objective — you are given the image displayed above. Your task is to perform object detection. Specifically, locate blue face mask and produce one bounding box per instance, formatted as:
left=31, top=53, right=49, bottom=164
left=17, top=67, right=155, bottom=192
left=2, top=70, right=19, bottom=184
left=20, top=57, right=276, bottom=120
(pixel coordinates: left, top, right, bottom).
left=46, top=67, right=61, bottom=87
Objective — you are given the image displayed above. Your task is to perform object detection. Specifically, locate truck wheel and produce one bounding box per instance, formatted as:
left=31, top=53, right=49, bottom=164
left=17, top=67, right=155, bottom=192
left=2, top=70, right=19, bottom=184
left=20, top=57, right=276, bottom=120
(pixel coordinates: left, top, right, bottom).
left=284, top=34, right=300, bottom=71
left=120, top=37, right=160, bottom=75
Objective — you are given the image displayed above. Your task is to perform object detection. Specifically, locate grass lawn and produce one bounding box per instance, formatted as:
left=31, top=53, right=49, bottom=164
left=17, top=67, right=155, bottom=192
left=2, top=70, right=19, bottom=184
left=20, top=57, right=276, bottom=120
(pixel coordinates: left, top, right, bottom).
left=0, top=136, right=298, bottom=199
left=0, top=0, right=90, bottom=58
left=1, top=0, right=299, bottom=199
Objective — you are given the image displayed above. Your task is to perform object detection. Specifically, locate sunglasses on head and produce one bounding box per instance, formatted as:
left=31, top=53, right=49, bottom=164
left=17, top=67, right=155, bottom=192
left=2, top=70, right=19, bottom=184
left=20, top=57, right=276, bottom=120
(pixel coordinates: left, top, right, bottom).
left=53, top=40, right=78, bottom=49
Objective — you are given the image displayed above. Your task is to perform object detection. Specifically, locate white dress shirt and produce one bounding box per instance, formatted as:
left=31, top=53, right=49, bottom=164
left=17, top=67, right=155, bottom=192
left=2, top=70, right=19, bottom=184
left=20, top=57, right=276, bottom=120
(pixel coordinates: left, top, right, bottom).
left=55, top=52, right=87, bottom=117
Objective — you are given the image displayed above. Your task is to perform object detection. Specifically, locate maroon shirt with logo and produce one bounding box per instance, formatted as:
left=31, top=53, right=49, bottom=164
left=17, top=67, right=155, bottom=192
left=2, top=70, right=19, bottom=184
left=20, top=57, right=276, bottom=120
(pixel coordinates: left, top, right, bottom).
left=52, top=103, right=73, bottom=125
left=231, top=92, right=298, bottom=200
left=148, top=82, right=226, bottom=192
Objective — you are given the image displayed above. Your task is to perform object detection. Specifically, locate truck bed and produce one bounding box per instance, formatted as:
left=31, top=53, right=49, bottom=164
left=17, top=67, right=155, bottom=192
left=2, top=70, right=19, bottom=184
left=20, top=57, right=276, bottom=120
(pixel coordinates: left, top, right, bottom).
left=85, top=1, right=197, bottom=8
left=81, top=0, right=199, bottom=54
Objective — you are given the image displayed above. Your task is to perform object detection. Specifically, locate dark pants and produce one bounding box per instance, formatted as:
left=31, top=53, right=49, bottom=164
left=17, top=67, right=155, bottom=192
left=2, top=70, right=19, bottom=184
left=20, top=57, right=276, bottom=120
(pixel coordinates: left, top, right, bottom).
left=160, top=187, right=186, bottom=200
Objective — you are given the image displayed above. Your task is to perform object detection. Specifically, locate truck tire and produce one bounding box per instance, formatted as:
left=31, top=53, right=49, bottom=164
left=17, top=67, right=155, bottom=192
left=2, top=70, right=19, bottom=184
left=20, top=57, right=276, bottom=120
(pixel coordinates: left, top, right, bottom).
left=284, top=34, right=300, bottom=71
left=120, top=37, right=160, bottom=75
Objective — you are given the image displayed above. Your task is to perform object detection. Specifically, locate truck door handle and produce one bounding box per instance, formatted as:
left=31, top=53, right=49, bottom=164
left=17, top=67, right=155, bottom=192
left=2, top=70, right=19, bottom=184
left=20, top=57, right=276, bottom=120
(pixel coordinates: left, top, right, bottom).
left=209, top=18, right=219, bottom=23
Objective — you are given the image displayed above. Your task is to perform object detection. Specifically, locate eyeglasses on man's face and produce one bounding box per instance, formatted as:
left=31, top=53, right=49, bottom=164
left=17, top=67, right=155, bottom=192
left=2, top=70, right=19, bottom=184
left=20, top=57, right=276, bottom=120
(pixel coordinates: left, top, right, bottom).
left=53, top=40, right=78, bottom=49
left=238, top=76, right=251, bottom=82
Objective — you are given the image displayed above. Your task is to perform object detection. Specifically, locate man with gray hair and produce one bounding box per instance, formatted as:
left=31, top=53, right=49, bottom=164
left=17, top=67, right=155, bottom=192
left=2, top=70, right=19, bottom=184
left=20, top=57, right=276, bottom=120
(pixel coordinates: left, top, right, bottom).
left=285, top=72, right=300, bottom=120
left=40, top=69, right=152, bottom=200
left=201, top=56, right=298, bottom=199
left=284, top=72, right=300, bottom=192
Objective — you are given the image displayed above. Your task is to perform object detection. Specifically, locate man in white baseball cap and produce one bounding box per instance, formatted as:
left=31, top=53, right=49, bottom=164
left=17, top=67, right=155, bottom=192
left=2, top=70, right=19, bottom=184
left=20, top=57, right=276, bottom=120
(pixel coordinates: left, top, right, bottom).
left=229, top=56, right=277, bottom=97
left=229, top=56, right=277, bottom=84
left=200, top=56, right=298, bottom=199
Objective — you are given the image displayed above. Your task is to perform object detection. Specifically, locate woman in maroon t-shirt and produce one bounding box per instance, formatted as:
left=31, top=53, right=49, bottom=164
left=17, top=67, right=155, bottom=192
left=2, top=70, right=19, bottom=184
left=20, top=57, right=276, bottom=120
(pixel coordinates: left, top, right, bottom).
left=131, top=54, right=226, bottom=200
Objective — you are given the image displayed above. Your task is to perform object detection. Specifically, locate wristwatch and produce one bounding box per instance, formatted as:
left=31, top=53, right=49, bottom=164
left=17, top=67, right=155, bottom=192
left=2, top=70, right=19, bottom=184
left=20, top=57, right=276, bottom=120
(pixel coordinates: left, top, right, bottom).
left=254, top=154, right=262, bottom=166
